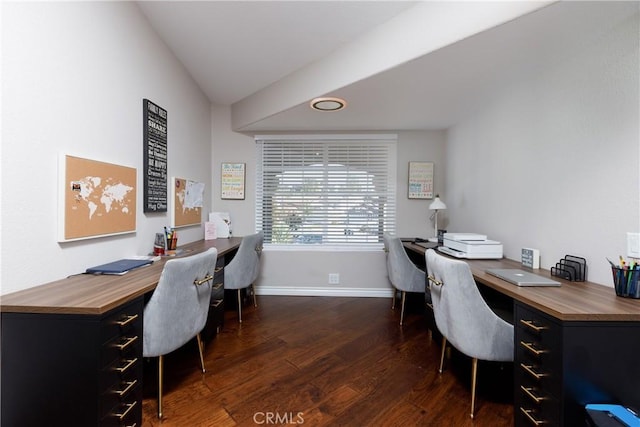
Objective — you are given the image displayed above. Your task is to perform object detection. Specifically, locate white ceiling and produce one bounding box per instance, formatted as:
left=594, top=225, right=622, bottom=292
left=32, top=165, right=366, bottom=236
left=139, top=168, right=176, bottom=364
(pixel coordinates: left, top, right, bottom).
left=137, top=1, right=638, bottom=133
left=137, top=1, right=418, bottom=105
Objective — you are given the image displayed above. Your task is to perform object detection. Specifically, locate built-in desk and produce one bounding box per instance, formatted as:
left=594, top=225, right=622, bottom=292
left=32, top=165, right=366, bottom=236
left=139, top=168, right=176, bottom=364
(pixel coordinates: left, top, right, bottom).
left=404, top=242, right=640, bottom=427
left=0, top=237, right=241, bottom=427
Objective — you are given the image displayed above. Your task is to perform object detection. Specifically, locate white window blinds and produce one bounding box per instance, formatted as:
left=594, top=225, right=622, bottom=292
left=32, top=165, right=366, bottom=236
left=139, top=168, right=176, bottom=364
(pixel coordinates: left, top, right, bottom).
left=255, top=135, right=397, bottom=247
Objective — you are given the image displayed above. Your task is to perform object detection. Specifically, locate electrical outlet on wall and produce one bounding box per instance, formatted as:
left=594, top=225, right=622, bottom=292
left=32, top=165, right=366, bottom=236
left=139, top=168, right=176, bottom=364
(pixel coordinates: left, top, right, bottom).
left=329, top=273, right=340, bottom=285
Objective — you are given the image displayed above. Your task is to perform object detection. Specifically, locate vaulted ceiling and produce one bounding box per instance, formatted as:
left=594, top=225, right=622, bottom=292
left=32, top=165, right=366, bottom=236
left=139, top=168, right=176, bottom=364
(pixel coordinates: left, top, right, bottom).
left=137, top=1, right=637, bottom=133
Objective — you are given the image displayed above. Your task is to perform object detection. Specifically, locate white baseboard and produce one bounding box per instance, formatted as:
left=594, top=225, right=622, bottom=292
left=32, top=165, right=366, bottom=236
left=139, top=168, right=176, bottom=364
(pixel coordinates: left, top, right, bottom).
left=255, top=286, right=394, bottom=298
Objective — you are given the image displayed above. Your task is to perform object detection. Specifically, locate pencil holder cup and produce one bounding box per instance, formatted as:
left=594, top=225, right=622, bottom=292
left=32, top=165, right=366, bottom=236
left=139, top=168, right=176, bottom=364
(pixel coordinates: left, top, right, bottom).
left=611, top=267, right=640, bottom=298
left=168, top=237, right=178, bottom=250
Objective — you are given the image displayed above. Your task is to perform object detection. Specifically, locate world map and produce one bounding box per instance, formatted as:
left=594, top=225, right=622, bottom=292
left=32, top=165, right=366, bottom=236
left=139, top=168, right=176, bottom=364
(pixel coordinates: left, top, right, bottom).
left=62, top=155, right=137, bottom=241
left=72, top=176, right=134, bottom=219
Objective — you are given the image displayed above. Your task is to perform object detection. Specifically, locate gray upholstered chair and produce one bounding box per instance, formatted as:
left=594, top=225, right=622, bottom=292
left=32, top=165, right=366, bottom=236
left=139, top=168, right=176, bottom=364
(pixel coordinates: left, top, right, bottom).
left=224, top=231, right=263, bottom=323
left=425, top=248, right=514, bottom=418
left=383, top=234, right=428, bottom=326
left=143, top=247, right=218, bottom=418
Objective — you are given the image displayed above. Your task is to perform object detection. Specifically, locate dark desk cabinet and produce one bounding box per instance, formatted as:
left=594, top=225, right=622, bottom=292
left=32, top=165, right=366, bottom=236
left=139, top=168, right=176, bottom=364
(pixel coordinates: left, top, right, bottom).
left=203, top=255, right=226, bottom=341
left=0, top=237, right=242, bottom=427
left=515, top=303, right=562, bottom=426
left=1, top=297, right=143, bottom=427
left=403, top=241, right=640, bottom=427
left=515, top=302, right=640, bottom=427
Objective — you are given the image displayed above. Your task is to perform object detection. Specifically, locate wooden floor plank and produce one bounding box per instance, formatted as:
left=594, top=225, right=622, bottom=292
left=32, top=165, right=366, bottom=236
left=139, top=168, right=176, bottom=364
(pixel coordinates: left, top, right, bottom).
left=142, top=296, right=513, bottom=426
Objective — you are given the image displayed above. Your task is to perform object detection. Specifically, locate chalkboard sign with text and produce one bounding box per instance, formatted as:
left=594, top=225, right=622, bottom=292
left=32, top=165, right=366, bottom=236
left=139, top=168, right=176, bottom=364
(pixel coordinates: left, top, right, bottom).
left=143, top=99, right=168, bottom=212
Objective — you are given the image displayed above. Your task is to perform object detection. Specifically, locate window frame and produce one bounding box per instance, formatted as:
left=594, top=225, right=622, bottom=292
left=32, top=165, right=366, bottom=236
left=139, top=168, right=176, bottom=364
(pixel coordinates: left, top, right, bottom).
left=255, top=134, right=397, bottom=250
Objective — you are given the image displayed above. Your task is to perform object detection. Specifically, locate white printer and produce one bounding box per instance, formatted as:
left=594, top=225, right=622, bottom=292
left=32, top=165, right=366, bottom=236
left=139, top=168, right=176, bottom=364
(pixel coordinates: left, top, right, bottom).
left=437, top=233, right=503, bottom=259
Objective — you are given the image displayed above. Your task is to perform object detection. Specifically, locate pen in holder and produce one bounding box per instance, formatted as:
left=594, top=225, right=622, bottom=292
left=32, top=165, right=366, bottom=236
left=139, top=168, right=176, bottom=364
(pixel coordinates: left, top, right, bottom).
left=611, top=266, right=640, bottom=298
left=168, top=233, right=178, bottom=250
left=165, top=227, right=178, bottom=251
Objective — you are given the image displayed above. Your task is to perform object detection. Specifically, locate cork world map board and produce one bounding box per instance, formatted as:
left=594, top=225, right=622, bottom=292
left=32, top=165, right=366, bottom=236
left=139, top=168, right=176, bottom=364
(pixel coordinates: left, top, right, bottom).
left=59, top=154, right=137, bottom=242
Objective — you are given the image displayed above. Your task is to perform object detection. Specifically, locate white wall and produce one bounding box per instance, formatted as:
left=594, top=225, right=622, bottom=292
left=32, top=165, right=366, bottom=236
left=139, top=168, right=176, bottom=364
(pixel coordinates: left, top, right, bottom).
left=210, top=104, right=257, bottom=236
left=210, top=121, right=446, bottom=295
left=1, top=2, right=211, bottom=294
left=396, top=130, right=447, bottom=238
left=445, top=10, right=640, bottom=286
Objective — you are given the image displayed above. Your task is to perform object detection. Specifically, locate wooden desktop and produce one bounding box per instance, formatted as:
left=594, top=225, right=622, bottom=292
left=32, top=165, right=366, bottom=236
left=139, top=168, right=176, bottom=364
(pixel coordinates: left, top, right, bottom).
left=0, top=237, right=242, bottom=427
left=404, top=241, right=640, bottom=427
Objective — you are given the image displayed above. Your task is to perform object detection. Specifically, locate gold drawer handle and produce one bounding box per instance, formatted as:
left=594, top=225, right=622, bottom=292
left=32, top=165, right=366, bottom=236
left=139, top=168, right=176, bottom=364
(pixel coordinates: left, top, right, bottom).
left=211, top=299, right=223, bottom=308
left=115, top=336, right=138, bottom=351
left=213, top=282, right=223, bottom=290
left=113, top=401, right=137, bottom=421
left=520, top=341, right=549, bottom=356
left=116, top=314, right=139, bottom=327
left=521, top=386, right=548, bottom=403
left=194, top=274, right=214, bottom=286
left=115, top=358, right=138, bottom=374
left=520, top=363, right=549, bottom=380
left=520, top=319, right=548, bottom=332
left=114, top=380, right=138, bottom=397
left=520, top=407, right=548, bottom=425
left=214, top=267, right=223, bottom=273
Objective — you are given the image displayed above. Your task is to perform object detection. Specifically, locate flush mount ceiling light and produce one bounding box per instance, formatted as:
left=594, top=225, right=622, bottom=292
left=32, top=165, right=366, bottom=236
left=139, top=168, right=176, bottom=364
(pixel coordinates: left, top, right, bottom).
left=310, top=97, right=347, bottom=112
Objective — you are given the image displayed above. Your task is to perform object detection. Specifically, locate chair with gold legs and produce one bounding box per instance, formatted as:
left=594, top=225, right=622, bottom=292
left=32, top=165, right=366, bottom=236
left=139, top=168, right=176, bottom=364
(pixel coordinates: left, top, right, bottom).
left=142, top=248, right=218, bottom=418
left=426, top=248, right=513, bottom=418
left=224, top=232, right=263, bottom=323
left=383, top=234, right=429, bottom=326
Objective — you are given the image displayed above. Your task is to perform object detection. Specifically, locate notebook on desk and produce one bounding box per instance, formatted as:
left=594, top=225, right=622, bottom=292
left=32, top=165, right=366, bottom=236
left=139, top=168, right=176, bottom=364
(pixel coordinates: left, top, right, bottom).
left=485, top=268, right=561, bottom=287
left=85, top=259, right=153, bottom=275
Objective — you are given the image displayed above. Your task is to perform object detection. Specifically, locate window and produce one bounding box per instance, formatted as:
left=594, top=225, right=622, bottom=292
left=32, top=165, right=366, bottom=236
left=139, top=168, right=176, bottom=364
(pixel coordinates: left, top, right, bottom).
left=255, top=134, right=397, bottom=248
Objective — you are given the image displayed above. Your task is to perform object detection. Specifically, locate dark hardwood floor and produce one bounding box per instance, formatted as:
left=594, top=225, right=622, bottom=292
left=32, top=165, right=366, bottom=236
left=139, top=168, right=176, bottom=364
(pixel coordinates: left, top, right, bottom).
left=141, top=295, right=514, bottom=426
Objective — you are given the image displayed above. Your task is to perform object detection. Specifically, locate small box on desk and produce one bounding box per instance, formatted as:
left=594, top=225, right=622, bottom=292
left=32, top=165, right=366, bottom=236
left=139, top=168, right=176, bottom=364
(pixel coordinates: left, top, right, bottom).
left=611, top=266, right=640, bottom=298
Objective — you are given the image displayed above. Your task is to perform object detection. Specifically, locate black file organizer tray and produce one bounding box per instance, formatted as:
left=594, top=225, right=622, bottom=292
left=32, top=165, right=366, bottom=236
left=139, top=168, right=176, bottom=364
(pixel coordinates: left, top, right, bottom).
left=551, top=255, right=586, bottom=281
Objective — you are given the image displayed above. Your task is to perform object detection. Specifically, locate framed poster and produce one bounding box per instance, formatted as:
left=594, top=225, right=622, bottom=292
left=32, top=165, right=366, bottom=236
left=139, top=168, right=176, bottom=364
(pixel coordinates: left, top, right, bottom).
left=172, top=177, right=204, bottom=227
left=58, top=154, right=137, bottom=242
left=221, top=162, right=245, bottom=200
left=408, top=161, right=434, bottom=199
left=143, top=99, right=168, bottom=212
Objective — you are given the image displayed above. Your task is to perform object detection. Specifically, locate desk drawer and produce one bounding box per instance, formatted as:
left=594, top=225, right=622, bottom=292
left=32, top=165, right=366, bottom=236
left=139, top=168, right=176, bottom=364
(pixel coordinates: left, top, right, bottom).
left=516, top=304, right=561, bottom=392
left=100, top=384, right=142, bottom=427
left=100, top=301, right=143, bottom=344
left=517, top=405, right=560, bottom=427
left=101, top=330, right=142, bottom=368
left=516, top=305, right=561, bottom=348
left=515, top=303, right=563, bottom=427
left=100, top=356, right=141, bottom=396
left=100, top=376, right=141, bottom=419
left=100, top=298, right=143, bottom=427
left=516, top=356, right=561, bottom=399
left=516, top=375, right=560, bottom=426
left=214, top=256, right=225, bottom=278
left=203, top=257, right=226, bottom=340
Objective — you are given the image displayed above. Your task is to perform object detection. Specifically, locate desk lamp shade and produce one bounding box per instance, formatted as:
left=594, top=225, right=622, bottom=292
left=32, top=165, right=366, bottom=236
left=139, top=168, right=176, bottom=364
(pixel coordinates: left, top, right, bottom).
left=429, top=195, right=447, bottom=240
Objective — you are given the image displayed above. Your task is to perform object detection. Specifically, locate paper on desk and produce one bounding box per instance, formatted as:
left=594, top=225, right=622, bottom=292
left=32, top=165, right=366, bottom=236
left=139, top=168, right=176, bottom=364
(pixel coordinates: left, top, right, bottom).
left=204, top=221, right=217, bottom=240
left=208, top=212, right=230, bottom=238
